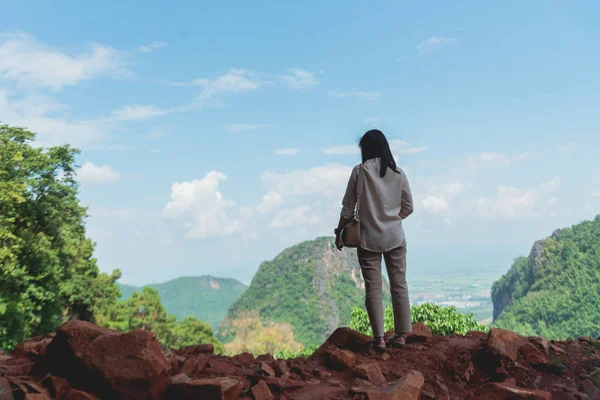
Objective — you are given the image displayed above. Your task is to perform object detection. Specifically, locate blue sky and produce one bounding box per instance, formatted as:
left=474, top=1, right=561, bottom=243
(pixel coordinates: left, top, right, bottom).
left=2, top=1, right=599, bottom=285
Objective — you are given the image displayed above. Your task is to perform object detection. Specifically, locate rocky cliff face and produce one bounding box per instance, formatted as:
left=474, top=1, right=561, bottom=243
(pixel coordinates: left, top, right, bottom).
left=2, top=320, right=599, bottom=399
left=222, top=237, right=390, bottom=346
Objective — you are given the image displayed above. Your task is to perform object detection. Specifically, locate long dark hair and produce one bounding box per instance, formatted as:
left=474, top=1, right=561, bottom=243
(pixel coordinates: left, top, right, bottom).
left=359, top=129, right=400, bottom=177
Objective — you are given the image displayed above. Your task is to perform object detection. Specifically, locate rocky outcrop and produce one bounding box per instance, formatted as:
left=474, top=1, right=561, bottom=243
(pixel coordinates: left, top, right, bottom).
left=1, top=321, right=599, bottom=399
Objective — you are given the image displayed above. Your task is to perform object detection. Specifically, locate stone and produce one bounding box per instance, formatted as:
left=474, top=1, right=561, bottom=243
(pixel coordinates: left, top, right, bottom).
left=181, top=354, right=209, bottom=376
left=487, top=328, right=529, bottom=363
left=0, top=377, right=15, bottom=400
left=259, top=362, right=276, bottom=377
left=550, top=344, right=567, bottom=355
left=271, top=359, right=290, bottom=377
left=287, top=384, right=348, bottom=400
left=351, top=370, right=424, bottom=400
left=355, top=363, right=386, bottom=385
left=164, top=377, right=242, bottom=400
left=234, top=352, right=256, bottom=368
left=66, top=389, right=101, bottom=400
left=251, top=380, right=274, bottom=400
left=204, top=359, right=240, bottom=376
left=465, top=331, right=489, bottom=339
left=44, top=320, right=118, bottom=382
left=0, top=358, right=35, bottom=376
left=170, top=374, right=191, bottom=384
left=80, top=329, right=171, bottom=400
left=520, top=343, right=549, bottom=366
left=406, top=323, right=432, bottom=343
left=323, top=346, right=357, bottom=372
left=578, top=336, right=593, bottom=344
left=311, top=328, right=371, bottom=358
left=13, top=333, right=55, bottom=358
left=177, top=343, right=214, bottom=358
left=530, top=337, right=551, bottom=354
left=312, top=368, right=332, bottom=379
left=41, top=375, right=71, bottom=398
left=476, top=383, right=552, bottom=400
left=257, top=354, right=275, bottom=363
left=580, top=380, right=599, bottom=399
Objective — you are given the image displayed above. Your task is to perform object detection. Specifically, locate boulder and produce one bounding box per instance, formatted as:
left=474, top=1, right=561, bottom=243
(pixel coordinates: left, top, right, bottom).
left=465, top=331, right=489, bottom=340
left=259, top=362, right=276, bottom=377
left=351, top=370, right=424, bottom=400
left=406, top=323, right=432, bottom=343
left=164, top=377, right=242, bottom=400
left=271, top=359, right=290, bottom=377
left=204, top=359, right=240, bottom=376
left=287, top=384, right=348, bottom=400
left=323, top=346, right=357, bottom=372
left=487, top=328, right=528, bottom=363
left=177, top=344, right=215, bottom=358
left=80, top=329, right=171, bottom=400
left=311, top=328, right=371, bottom=359
left=355, top=363, right=386, bottom=385
left=0, top=358, right=35, bottom=376
left=251, top=380, right=274, bottom=400
left=13, top=333, right=55, bottom=358
left=476, top=383, right=552, bottom=399
left=180, top=354, right=210, bottom=376
left=519, top=343, right=548, bottom=367
left=0, top=377, right=15, bottom=400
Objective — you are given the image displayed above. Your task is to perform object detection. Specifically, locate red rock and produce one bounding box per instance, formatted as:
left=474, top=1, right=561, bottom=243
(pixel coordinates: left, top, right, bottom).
left=164, top=377, right=242, bottom=400
left=580, top=380, right=599, bottom=399
left=406, top=323, right=432, bottom=343
left=271, top=359, right=290, bottom=377
left=181, top=354, right=209, bottom=376
left=287, top=384, right=348, bottom=400
left=550, top=344, right=567, bottom=355
left=177, top=343, right=214, bottom=358
left=66, top=389, right=101, bottom=399
left=487, top=328, right=528, bottom=362
left=519, top=343, right=548, bottom=366
left=323, top=346, right=357, bottom=372
left=6, top=377, right=51, bottom=399
left=234, top=352, right=256, bottom=368
left=42, top=375, right=71, bottom=397
left=0, top=358, right=35, bottom=376
left=355, top=363, right=386, bottom=386
left=204, top=359, right=240, bottom=376
left=312, top=368, right=332, bottom=379
left=351, top=370, right=424, bottom=400
left=550, top=392, right=578, bottom=400
left=465, top=331, right=489, bottom=339
left=578, top=336, right=593, bottom=344
left=13, top=333, right=55, bottom=358
left=0, top=377, right=15, bottom=400
left=257, top=354, right=275, bottom=363
left=251, top=380, right=274, bottom=400
left=170, top=374, right=191, bottom=384
left=80, top=329, right=171, bottom=400
left=476, top=383, right=552, bottom=399
left=259, top=362, right=276, bottom=377
left=530, top=337, right=550, bottom=354
left=311, top=328, right=371, bottom=358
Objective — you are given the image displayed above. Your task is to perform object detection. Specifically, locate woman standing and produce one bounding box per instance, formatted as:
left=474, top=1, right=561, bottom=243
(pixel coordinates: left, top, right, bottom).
left=334, top=129, right=414, bottom=351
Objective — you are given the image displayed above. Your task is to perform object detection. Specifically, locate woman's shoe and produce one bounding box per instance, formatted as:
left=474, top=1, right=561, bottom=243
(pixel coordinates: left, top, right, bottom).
left=386, top=333, right=406, bottom=348
left=371, top=337, right=386, bottom=352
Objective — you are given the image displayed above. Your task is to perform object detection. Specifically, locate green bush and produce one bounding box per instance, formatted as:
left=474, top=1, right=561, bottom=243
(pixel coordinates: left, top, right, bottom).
left=349, top=302, right=489, bottom=336
left=274, top=344, right=319, bottom=359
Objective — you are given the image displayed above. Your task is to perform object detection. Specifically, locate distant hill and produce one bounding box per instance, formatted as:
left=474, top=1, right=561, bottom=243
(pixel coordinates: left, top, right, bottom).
left=221, top=237, right=391, bottom=346
left=119, top=275, right=247, bottom=330
left=492, top=215, right=600, bottom=339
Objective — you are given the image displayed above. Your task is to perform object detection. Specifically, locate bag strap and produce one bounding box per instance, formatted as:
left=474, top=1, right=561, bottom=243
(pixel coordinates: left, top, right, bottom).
left=355, top=163, right=365, bottom=215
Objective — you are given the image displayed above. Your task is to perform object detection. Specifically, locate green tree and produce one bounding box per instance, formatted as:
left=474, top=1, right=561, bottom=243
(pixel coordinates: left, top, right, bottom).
left=171, top=317, right=224, bottom=353
left=0, top=124, right=121, bottom=350
left=349, top=303, right=489, bottom=337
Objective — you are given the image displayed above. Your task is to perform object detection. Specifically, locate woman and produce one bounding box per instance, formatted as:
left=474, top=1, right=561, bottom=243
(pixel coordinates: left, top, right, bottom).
left=334, top=129, right=414, bottom=351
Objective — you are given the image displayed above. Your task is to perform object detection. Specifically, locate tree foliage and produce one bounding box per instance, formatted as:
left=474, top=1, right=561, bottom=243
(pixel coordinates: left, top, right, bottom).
left=0, top=124, right=121, bottom=350
left=493, top=216, right=600, bottom=339
left=349, top=303, right=489, bottom=337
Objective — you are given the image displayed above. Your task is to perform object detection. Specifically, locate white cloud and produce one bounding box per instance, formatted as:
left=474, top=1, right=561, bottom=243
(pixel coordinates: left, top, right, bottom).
left=474, top=186, right=537, bottom=220
left=194, top=69, right=263, bottom=105
left=546, top=196, right=559, bottom=205
left=167, top=78, right=211, bottom=87
left=163, top=171, right=243, bottom=239
left=280, top=68, right=319, bottom=89
left=422, top=195, right=450, bottom=213
left=111, top=104, right=171, bottom=121
left=539, top=176, right=562, bottom=192
left=584, top=204, right=595, bottom=213
left=0, top=90, right=107, bottom=149
left=593, top=190, right=600, bottom=198
left=137, top=41, right=167, bottom=53
left=364, top=117, right=383, bottom=124
left=389, top=139, right=428, bottom=155
left=274, top=148, right=298, bottom=156
left=256, top=191, right=284, bottom=214
left=417, top=37, right=458, bottom=55
left=558, top=142, right=577, bottom=154
left=328, top=91, right=382, bottom=102
left=225, top=123, right=276, bottom=133
left=77, top=162, right=121, bottom=184
left=464, top=151, right=530, bottom=171
left=0, top=32, right=129, bottom=90
left=261, top=164, right=352, bottom=199
left=270, top=206, right=319, bottom=229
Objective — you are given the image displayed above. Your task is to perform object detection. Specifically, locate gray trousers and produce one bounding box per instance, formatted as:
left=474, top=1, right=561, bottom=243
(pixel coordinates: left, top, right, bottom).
left=357, top=243, right=412, bottom=338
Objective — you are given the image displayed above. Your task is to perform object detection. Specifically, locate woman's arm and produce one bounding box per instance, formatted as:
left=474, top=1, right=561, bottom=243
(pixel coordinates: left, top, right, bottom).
left=399, top=173, right=414, bottom=219
left=335, top=166, right=359, bottom=250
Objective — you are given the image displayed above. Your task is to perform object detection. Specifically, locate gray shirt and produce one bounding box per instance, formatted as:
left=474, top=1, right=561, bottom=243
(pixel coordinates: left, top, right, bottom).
left=341, top=158, right=413, bottom=252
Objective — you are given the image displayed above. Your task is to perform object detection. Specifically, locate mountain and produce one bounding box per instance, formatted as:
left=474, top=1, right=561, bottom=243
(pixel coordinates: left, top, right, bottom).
left=492, top=215, right=600, bottom=339
left=119, top=275, right=247, bottom=330
left=221, top=236, right=391, bottom=346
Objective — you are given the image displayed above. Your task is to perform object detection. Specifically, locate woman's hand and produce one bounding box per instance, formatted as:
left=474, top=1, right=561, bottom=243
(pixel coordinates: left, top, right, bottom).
left=335, top=233, right=344, bottom=251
